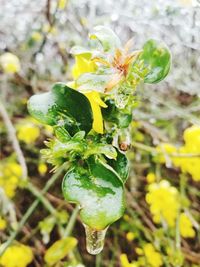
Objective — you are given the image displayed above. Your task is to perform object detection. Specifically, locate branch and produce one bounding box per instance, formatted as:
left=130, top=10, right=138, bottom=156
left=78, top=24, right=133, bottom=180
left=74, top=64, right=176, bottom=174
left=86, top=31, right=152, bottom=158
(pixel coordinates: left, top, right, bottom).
left=0, top=101, right=28, bottom=180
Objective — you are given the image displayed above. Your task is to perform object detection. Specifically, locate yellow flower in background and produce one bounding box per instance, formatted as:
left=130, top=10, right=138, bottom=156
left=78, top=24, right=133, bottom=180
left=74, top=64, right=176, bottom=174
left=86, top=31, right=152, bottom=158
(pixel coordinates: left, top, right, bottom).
left=38, top=163, right=47, bottom=176
left=156, top=143, right=177, bottom=164
left=143, top=243, right=163, bottom=267
left=58, top=0, right=67, bottom=9
left=179, top=213, right=195, bottom=238
left=17, top=123, right=40, bottom=144
left=0, top=243, right=33, bottom=267
left=0, top=161, right=22, bottom=198
left=126, top=232, right=135, bottom=241
left=120, top=254, right=137, bottom=267
left=0, top=217, right=7, bottom=230
left=72, top=54, right=107, bottom=134
left=146, top=180, right=180, bottom=227
left=156, top=126, right=200, bottom=181
left=0, top=52, right=21, bottom=74
left=31, top=31, right=42, bottom=42
left=146, top=172, right=156, bottom=184
left=43, top=24, right=57, bottom=35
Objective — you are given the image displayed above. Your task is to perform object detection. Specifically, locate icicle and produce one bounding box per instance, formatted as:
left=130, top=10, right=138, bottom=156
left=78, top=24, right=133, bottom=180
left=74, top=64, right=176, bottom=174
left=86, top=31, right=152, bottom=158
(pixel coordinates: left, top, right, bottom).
left=84, top=224, right=108, bottom=255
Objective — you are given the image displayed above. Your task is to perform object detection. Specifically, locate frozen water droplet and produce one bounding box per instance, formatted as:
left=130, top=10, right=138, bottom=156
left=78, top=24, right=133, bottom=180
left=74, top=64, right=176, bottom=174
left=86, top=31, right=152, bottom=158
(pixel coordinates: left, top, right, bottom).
left=84, top=224, right=108, bottom=255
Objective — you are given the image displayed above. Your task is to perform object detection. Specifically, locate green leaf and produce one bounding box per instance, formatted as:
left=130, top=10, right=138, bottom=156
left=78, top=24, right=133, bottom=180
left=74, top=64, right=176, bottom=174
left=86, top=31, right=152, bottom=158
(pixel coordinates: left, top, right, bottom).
left=89, top=26, right=121, bottom=53
left=76, top=73, right=111, bottom=93
left=107, top=150, right=129, bottom=184
left=102, top=99, right=132, bottom=128
left=140, top=39, right=171, bottom=84
left=27, top=82, right=93, bottom=135
left=85, top=143, right=117, bottom=159
left=62, top=159, right=125, bottom=230
left=44, top=237, right=77, bottom=266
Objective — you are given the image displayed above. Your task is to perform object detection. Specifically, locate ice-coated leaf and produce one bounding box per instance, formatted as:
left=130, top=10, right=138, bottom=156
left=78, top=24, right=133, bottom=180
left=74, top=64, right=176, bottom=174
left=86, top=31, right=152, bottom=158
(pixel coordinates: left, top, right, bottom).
left=76, top=73, right=111, bottom=93
left=62, top=158, right=125, bottom=230
left=140, top=39, right=171, bottom=84
left=107, top=150, right=129, bottom=184
left=28, top=82, right=93, bottom=135
left=89, top=26, right=121, bottom=53
left=102, top=99, right=132, bottom=128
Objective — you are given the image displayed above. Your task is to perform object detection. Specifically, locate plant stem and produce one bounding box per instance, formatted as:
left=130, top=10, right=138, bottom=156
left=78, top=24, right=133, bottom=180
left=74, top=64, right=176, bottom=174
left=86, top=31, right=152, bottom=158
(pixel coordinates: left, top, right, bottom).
left=0, top=165, right=65, bottom=256
left=27, top=182, right=56, bottom=215
left=95, top=252, right=102, bottom=267
left=0, top=101, right=28, bottom=180
left=63, top=205, right=79, bottom=237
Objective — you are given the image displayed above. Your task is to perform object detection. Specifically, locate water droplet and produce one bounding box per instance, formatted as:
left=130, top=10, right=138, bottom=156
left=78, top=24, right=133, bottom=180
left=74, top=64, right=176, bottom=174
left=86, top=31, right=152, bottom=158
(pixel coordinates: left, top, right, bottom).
left=83, top=224, right=108, bottom=255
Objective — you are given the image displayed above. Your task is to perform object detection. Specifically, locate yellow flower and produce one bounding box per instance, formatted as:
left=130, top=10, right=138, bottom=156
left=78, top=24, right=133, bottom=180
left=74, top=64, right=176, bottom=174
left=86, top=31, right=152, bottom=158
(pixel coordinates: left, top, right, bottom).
left=0, top=52, right=21, bottom=74
left=126, top=232, right=135, bottom=241
left=0, top=161, right=22, bottom=198
left=146, top=180, right=180, bottom=227
left=72, top=54, right=96, bottom=79
left=175, top=125, right=200, bottom=181
left=58, top=0, right=67, bottom=9
left=156, top=143, right=177, bottom=164
left=156, top=126, right=200, bottom=181
left=72, top=54, right=107, bottom=134
left=17, top=123, right=40, bottom=144
left=143, top=243, right=163, bottom=267
left=84, top=91, right=107, bottom=134
left=179, top=213, right=195, bottom=238
left=0, top=243, right=33, bottom=267
left=0, top=217, right=7, bottom=230
left=31, top=31, right=42, bottom=42
left=146, top=173, right=156, bottom=184
left=120, top=254, right=137, bottom=267
left=38, top=163, right=47, bottom=175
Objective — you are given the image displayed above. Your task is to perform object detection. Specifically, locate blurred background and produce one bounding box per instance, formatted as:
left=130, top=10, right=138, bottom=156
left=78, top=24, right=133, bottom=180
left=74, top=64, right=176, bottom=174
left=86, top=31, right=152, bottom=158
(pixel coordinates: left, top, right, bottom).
left=0, top=0, right=200, bottom=267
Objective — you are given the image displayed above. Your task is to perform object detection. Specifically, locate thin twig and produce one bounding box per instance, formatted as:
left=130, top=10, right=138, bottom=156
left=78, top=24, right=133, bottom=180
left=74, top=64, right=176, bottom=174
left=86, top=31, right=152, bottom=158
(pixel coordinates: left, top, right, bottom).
left=0, top=101, right=28, bottom=180
left=0, top=165, right=65, bottom=256
left=63, top=205, right=79, bottom=237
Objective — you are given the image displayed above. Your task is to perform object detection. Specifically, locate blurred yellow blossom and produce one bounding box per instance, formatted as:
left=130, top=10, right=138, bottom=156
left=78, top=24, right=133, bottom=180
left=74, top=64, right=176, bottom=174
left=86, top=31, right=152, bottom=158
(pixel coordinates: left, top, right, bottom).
left=146, top=180, right=180, bottom=227
left=38, top=163, right=47, bottom=176
left=126, top=232, right=135, bottom=241
left=17, top=123, right=40, bottom=144
left=120, top=254, right=137, bottom=267
left=72, top=54, right=107, bottom=134
left=31, top=31, right=42, bottom=42
left=146, top=172, right=156, bottom=184
left=0, top=243, right=33, bottom=267
left=143, top=243, right=163, bottom=267
left=179, top=213, right=195, bottom=238
left=0, top=52, right=21, bottom=74
left=0, top=161, right=22, bottom=198
left=58, top=0, right=67, bottom=9
left=43, top=24, right=57, bottom=35
left=174, top=125, right=200, bottom=181
left=0, top=217, right=7, bottom=230
left=156, top=143, right=177, bottom=164
left=156, top=126, right=200, bottom=181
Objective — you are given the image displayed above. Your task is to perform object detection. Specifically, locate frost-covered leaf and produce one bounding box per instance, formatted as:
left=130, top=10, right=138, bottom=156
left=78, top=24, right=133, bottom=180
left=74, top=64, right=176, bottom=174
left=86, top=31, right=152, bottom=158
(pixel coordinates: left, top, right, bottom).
left=141, top=39, right=171, bottom=84
left=62, top=158, right=125, bottom=230
left=28, top=82, right=93, bottom=135
left=89, top=26, right=121, bottom=53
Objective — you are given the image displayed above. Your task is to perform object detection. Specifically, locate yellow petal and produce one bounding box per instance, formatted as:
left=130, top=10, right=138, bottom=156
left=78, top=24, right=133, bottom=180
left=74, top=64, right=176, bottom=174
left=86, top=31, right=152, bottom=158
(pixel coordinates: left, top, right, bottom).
left=72, top=54, right=96, bottom=79
left=84, top=92, right=105, bottom=134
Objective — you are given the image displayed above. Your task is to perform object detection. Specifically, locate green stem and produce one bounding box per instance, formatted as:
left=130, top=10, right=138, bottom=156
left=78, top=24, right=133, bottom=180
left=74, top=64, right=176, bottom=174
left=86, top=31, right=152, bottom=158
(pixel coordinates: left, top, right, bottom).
left=95, top=252, right=102, bottom=267
left=26, top=182, right=56, bottom=215
left=0, top=165, right=65, bottom=256
left=63, top=205, right=79, bottom=237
